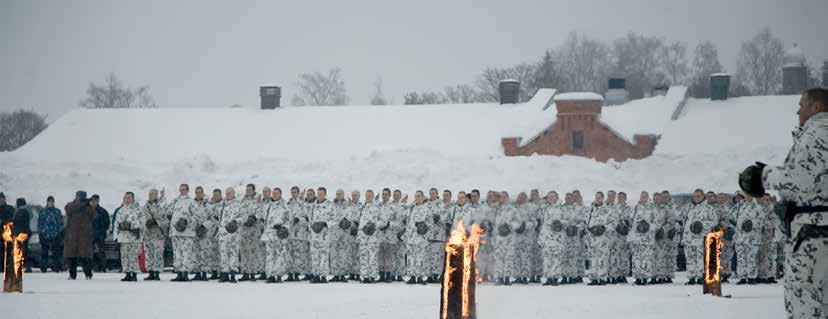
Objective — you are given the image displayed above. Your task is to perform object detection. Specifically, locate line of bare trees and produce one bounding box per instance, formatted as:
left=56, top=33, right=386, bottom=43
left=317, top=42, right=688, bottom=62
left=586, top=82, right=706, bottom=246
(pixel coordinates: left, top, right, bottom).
left=0, top=109, right=48, bottom=151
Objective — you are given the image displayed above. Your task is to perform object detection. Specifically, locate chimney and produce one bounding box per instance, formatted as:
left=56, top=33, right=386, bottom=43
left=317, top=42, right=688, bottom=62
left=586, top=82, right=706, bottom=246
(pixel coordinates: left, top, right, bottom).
left=499, top=80, right=520, bottom=104
left=605, top=77, right=628, bottom=105
left=260, top=86, right=281, bottom=109
left=709, top=73, right=730, bottom=101
left=782, top=44, right=807, bottom=95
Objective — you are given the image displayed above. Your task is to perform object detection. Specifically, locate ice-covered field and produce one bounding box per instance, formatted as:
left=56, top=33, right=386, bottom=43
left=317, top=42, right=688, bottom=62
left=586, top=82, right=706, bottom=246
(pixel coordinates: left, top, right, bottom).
left=2, top=272, right=783, bottom=319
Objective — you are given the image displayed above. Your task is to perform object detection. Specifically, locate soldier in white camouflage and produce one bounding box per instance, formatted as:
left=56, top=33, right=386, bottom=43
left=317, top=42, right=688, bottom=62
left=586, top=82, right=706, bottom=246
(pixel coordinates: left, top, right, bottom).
left=513, top=192, right=537, bottom=284
left=605, top=190, right=631, bottom=284
left=141, top=189, right=168, bottom=281
left=217, top=187, right=241, bottom=283
left=389, top=190, right=409, bottom=282
left=405, top=190, right=431, bottom=285
left=681, top=189, right=722, bottom=285
left=426, top=189, right=453, bottom=283
left=452, top=191, right=471, bottom=230
left=115, top=192, right=142, bottom=282
left=734, top=195, right=765, bottom=285
left=493, top=191, right=519, bottom=285
left=358, top=190, right=381, bottom=283
left=538, top=191, right=565, bottom=286
left=585, top=192, right=612, bottom=285
left=168, top=183, right=198, bottom=282
left=740, top=88, right=828, bottom=318
left=558, top=193, right=583, bottom=284
left=309, top=187, right=334, bottom=284
left=717, top=192, right=737, bottom=283
left=286, top=186, right=310, bottom=281
left=757, top=194, right=783, bottom=284
left=237, top=184, right=261, bottom=281
left=190, top=186, right=211, bottom=281
left=630, top=191, right=656, bottom=285
left=260, top=188, right=291, bottom=283
left=346, top=190, right=363, bottom=281
left=203, top=189, right=223, bottom=280
left=652, top=191, right=675, bottom=284
left=572, top=190, right=588, bottom=282
left=329, top=189, right=353, bottom=282
left=375, top=189, right=396, bottom=282
left=470, top=190, right=497, bottom=281
left=254, top=186, right=270, bottom=280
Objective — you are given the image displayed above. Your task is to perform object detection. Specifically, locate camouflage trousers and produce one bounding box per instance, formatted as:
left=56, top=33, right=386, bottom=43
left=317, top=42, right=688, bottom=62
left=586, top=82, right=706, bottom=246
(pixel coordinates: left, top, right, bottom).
left=197, top=237, right=219, bottom=272
left=477, top=241, right=495, bottom=279
left=493, top=235, right=516, bottom=278
left=758, top=239, right=782, bottom=279
left=310, top=237, right=331, bottom=276
left=218, top=238, right=240, bottom=273
left=631, top=242, right=655, bottom=279
left=288, top=239, right=310, bottom=274
left=514, top=234, right=534, bottom=277
left=348, top=235, right=359, bottom=275
left=684, top=236, right=706, bottom=279
left=609, top=237, right=629, bottom=278
left=783, top=237, right=827, bottom=319
left=119, top=242, right=141, bottom=273
left=263, top=240, right=290, bottom=277
left=562, top=236, right=581, bottom=278
left=257, top=241, right=266, bottom=273
left=394, top=243, right=407, bottom=276
left=721, top=241, right=735, bottom=277
left=653, top=239, right=671, bottom=278
left=406, top=238, right=430, bottom=277
left=143, top=239, right=165, bottom=272
left=330, top=234, right=352, bottom=276
left=359, top=237, right=380, bottom=279
left=378, top=242, right=396, bottom=273
left=539, top=241, right=564, bottom=278
left=577, top=241, right=587, bottom=276
left=532, top=240, right=543, bottom=277
left=240, top=236, right=261, bottom=274
left=588, top=236, right=611, bottom=279
left=171, top=237, right=196, bottom=272
left=429, top=241, right=444, bottom=276
left=736, top=240, right=760, bottom=280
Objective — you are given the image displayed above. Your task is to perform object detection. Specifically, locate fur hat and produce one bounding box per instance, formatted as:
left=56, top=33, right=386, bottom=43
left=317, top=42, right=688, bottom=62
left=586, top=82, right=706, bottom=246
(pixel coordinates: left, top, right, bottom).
left=16, top=198, right=26, bottom=208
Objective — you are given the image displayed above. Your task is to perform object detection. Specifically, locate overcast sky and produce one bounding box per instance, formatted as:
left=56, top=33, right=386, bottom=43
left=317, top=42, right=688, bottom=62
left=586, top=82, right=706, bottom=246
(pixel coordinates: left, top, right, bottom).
left=2, top=0, right=827, bottom=119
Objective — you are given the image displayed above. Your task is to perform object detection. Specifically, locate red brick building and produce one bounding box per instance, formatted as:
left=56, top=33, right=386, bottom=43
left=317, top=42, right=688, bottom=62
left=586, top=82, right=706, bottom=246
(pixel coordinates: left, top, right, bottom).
left=501, top=93, right=659, bottom=162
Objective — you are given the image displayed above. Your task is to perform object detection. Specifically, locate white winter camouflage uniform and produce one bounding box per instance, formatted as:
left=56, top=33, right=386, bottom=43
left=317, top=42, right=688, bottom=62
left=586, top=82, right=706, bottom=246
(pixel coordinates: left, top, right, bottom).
left=115, top=202, right=143, bottom=273
left=168, top=196, right=198, bottom=272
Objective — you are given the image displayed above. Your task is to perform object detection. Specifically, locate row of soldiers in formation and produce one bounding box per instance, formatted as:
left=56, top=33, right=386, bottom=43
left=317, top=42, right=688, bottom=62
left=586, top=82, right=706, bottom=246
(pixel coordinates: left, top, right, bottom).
left=111, top=183, right=783, bottom=285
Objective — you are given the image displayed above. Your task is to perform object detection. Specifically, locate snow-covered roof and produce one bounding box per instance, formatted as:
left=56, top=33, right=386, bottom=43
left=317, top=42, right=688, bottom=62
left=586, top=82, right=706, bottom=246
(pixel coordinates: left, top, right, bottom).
left=710, top=73, right=730, bottom=77
left=554, top=92, right=604, bottom=101
left=783, top=44, right=806, bottom=68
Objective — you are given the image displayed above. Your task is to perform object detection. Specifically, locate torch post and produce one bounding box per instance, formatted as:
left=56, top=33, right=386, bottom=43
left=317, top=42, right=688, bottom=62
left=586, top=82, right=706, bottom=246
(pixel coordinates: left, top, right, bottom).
left=3, top=222, right=25, bottom=293
left=703, top=230, right=723, bottom=297
left=440, top=223, right=481, bottom=319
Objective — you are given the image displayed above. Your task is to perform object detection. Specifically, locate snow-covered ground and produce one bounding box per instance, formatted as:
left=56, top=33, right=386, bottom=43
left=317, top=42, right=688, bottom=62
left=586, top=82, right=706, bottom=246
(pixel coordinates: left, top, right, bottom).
left=0, top=94, right=800, bottom=209
left=3, top=272, right=784, bottom=319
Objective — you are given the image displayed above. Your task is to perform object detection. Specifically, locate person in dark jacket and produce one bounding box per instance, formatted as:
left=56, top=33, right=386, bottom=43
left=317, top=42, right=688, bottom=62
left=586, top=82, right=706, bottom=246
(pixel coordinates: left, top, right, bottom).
left=89, top=195, right=110, bottom=272
left=0, top=192, right=15, bottom=273
left=64, top=191, right=97, bottom=280
left=38, top=196, right=64, bottom=272
left=12, top=198, right=32, bottom=272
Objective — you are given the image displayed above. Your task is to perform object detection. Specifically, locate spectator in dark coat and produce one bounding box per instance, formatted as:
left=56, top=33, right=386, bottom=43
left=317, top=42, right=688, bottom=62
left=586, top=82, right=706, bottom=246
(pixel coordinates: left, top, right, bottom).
left=64, top=191, right=97, bottom=280
left=90, top=195, right=110, bottom=272
left=0, top=192, right=16, bottom=273
left=38, top=196, right=64, bottom=272
left=10, top=198, right=32, bottom=272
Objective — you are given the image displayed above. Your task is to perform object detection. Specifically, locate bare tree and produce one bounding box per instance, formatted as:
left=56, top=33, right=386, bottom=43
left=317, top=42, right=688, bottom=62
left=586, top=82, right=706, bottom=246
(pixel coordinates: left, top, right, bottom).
left=555, top=32, right=612, bottom=93
left=403, top=91, right=447, bottom=105
left=688, top=41, right=724, bottom=98
left=475, top=63, right=538, bottom=102
left=79, top=72, right=157, bottom=108
left=531, top=50, right=564, bottom=91
left=443, top=84, right=480, bottom=103
left=735, top=27, right=785, bottom=96
left=612, top=32, right=665, bottom=99
left=291, top=67, right=349, bottom=106
left=0, top=109, right=48, bottom=151
left=370, top=76, right=389, bottom=105
left=658, top=41, right=689, bottom=85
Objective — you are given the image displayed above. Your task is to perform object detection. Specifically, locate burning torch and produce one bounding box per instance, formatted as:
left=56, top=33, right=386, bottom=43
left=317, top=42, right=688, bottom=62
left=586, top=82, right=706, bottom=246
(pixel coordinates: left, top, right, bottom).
left=440, top=222, right=483, bottom=319
left=3, top=221, right=28, bottom=293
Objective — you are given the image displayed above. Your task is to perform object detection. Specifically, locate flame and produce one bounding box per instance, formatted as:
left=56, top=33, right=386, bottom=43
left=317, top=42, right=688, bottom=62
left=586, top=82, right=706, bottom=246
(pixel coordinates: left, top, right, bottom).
left=3, top=222, right=28, bottom=292
left=704, top=230, right=724, bottom=285
left=441, top=222, right=483, bottom=319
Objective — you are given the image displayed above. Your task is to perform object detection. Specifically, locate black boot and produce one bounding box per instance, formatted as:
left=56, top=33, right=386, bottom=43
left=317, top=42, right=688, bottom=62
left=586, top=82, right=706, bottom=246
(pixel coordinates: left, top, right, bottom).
left=384, top=272, right=393, bottom=283
left=496, top=277, right=505, bottom=285
left=121, top=273, right=131, bottom=282
left=766, top=277, right=778, bottom=284
left=406, top=276, right=417, bottom=285
left=618, top=276, right=628, bottom=284
left=362, top=277, right=374, bottom=284
left=249, top=273, right=257, bottom=282
left=181, top=271, right=191, bottom=282
left=341, top=275, right=349, bottom=283
left=303, top=273, right=313, bottom=281
left=229, top=272, right=238, bottom=283
left=210, top=271, right=220, bottom=280
left=417, top=277, right=427, bottom=285
left=588, top=279, right=600, bottom=286
left=310, top=275, right=320, bottom=283
left=144, top=272, right=154, bottom=281
left=560, top=277, right=570, bottom=285
left=258, top=273, right=267, bottom=281
left=239, top=274, right=250, bottom=282
left=274, top=276, right=283, bottom=283
left=747, top=278, right=757, bottom=285
left=319, top=276, right=328, bottom=284
left=219, top=272, right=229, bottom=283
left=378, top=272, right=386, bottom=282
left=503, top=277, right=512, bottom=286
left=686, top=277, right=696, bottom=285
left=736, top=278, right=747, bottom=285
left=543, top=278, right=558, bottom=286
left=171, top=272, right=182, bottom=282
left=610, top=277, right=618, bottom=284
left=634, top=278, right=643, bottom=285
left=665, top=277, right=673, bottom=284
left=266, top=276, right=276, bottom=283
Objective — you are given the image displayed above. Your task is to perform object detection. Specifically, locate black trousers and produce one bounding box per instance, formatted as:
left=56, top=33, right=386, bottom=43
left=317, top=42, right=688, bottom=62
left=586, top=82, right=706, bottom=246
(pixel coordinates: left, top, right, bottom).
left=92, top=240, right=107, bottom=272
left=40, top=238, right=63, bottom=272
left=67, top=257, right=92, bottom=279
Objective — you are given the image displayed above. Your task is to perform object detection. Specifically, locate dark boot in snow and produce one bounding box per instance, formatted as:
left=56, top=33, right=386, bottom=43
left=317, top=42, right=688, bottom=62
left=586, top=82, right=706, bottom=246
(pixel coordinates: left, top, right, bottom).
left=229, top=272, right=238, bottom=283
left=219, top=272, right=229, bottom=283
left=543, top=278, right=558, bottom=286
left=266, top=276, right=276, bottom=283
left=210, top=271, right=220, bottom=280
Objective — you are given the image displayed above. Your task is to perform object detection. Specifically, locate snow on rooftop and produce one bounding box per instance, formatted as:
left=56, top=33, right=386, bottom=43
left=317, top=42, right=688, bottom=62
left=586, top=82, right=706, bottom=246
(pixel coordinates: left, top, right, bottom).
left=554, top=92, right=604, bottom=101
left=601, top=86, right=687, bottom=143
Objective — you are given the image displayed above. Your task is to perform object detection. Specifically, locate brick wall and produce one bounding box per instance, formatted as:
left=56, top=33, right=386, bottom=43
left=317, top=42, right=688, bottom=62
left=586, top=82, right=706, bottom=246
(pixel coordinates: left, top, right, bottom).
left=501, top=97, right=658, bottom=162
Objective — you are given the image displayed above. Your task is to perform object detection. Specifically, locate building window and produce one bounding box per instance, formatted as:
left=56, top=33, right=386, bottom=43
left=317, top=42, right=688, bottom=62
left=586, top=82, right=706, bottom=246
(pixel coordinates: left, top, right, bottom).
left=572, top=131, right=584, bottom=151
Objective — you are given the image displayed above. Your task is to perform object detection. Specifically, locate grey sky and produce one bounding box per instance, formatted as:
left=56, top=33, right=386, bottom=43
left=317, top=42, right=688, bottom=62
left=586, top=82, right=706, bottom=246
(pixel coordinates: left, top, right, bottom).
left=2, top=0, right=826, bottom=119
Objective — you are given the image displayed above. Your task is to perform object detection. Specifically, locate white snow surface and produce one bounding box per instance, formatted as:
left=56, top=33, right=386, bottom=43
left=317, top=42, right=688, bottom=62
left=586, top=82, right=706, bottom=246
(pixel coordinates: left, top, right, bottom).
left=4, top=272, right=784, bottom=319
left=601, top=86, right=687, bottom=143
left=554, top=92, right=604, bottom=101
left=0, top=94, right=800, bottom=209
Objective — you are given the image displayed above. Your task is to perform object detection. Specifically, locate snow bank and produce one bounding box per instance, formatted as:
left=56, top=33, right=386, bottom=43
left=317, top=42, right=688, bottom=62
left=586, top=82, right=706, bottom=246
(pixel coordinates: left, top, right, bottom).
left=554, top=92, right=604, bottom=101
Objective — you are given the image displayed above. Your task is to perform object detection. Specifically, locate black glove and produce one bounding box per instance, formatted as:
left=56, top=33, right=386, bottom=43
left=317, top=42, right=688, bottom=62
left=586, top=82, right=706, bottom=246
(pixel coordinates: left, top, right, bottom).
left=667, top=228, right=677, bottom=240
left=293, top=217, right=300, bottom=225
left=724, top=227, right=736, bottom=241
left=226, top=220, right=239, bottom=233
left=738, top=162, right=766, bottom=197
left=690, top=221, right=704, bottom=234
left=363, top=222, right=376, bottom=236
left=565, top=225, right=578, bottom=237
left=655, top=228, right=665, bottom=240
left=145, top=218, right=157, bottom=228
left=350, top=223, right=359, bottom=236
left=339, top=218, right=352, bottom=230
left=275, top=225, right=290, bottom=239
left=379, top=222, right=390, bottom=231
left=741, top=220, right=753, bottom=233
left=196, top=224, right=207, bottom=238
left=244, top=215, right=257, bottom=227
left=415, top=221, right=428, bottom=235
left=129, top=229, right=140, bottom=238
left=432, top=214, right=440, bottom=224
left=551, top=220, right=563, bottom=232
left=515, top=222, right=527, bottom=234
left=588, top=225, right=606, bottom=237
left=775, top=201, right=794, bottom=238
left=635, top=220, right=650, bottom=234
left=497, top=223, right=512, bottom=237
left=481, top=220, right=493, bottom=234
left=174, top=219, right=187, bottom=232
left=311, top=222, right=327, bottom=234
left=615, top=223, right=630, bottom=236
left=118, top=221, right=132, bottom=231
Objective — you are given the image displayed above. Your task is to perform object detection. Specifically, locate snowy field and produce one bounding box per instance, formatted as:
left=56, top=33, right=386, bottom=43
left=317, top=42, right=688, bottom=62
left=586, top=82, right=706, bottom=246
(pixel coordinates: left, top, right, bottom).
left=2, top=272, right=784, bottom=319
